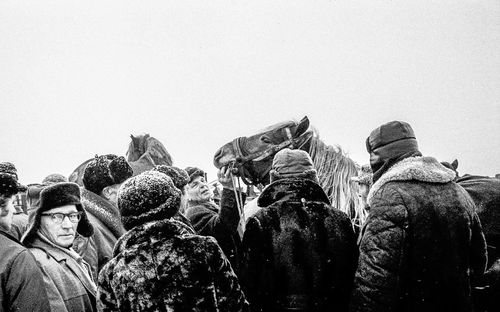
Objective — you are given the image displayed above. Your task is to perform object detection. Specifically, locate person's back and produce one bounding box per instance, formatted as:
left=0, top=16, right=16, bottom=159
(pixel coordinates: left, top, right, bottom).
left=350, top=121, right=487, bottom=312
left=241, top=149, right=357, bottom=312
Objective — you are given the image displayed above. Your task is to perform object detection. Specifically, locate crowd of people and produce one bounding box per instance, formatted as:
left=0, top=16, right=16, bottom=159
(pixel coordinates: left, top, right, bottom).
left=0, top=120, right=497, bottom=312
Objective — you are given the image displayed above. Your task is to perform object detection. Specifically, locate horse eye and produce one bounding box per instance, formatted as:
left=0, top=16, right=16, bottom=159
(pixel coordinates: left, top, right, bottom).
left=260, top=136, right=272, bottom=144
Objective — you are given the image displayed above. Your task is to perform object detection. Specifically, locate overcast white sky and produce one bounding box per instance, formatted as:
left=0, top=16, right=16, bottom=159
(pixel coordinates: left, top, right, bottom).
left=1, top=0, right=499, bottom=184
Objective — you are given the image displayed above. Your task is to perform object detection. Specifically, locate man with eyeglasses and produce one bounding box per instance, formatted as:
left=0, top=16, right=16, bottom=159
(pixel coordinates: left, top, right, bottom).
left=22, top=182, right=97, bottom=312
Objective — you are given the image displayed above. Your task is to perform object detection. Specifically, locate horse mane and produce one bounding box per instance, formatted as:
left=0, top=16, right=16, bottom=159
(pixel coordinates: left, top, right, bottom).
left=308, top=133, right=367, bottom=227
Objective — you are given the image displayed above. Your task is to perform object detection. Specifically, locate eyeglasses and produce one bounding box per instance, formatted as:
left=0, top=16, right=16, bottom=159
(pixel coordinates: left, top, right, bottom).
left=41, top=212, right=82, bottom=224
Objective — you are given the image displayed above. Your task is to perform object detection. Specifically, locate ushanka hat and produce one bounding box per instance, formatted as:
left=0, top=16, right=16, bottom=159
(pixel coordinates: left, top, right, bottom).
left=42, top=173, right=68, bottom=184
left=152, top=165, right=189, bottom=191
left=0, top=162, right=27, bottom=197
left=270, top=148, right=319, bottom=183
left=118, top=171, right=181, bottom=230
left=185, top=166, right=207, bottom=183
left=22, top=182, right=94, bottom=245
left=83, top=154, right=133, bottom=195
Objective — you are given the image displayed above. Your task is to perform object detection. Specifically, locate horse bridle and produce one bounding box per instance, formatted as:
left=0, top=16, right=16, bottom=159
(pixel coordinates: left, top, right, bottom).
left=229, top=126, right=313, bottom=186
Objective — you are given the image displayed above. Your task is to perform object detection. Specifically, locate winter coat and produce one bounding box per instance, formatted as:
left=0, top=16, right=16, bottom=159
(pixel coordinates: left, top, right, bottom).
left=241, top=178, right=357, bottom=312
left=350, top=156, right=487, bottom=312
left=73, top=189, right=126, bottom=281
left=28, top=234, right=97, bottom=312
left=0, top=230, right=51, bottom=312
left=8, top=211, right=28, bottom=240
left=185, top=188, right=244, bottom=274
left=98, top=219, right=248, bottom=312
left=456, top=174, right=500, bottom=312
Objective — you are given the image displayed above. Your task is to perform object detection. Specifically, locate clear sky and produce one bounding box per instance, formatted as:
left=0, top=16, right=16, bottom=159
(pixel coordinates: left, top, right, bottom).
left=1, top=0, right=499, bottom=185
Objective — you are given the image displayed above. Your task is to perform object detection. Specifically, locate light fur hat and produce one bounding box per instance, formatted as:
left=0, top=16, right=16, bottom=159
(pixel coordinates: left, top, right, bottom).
left=351, top=164, right=373, bottom=187
left=270, top=148, right=318, bottom=183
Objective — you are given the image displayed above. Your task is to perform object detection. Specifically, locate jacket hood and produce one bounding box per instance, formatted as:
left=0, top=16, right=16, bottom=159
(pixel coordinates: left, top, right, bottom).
left=113, top=218, right=196, bottom=257
left=367, top=156, right=456, bottom=205
left=257, top=178, right=330, bottom=207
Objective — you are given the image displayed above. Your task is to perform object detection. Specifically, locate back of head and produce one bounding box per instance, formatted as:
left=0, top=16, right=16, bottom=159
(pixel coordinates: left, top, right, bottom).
left=0, top=162, right=27, bottom=198
left=153, top=165, right=189, bottom=191
left=118, top=171, right=181, bottom=230
left=269, top=148, right=318, bottom=183
left=83, top=154, right=133, bottom=195
left=366, top=121, right=422, bottom=182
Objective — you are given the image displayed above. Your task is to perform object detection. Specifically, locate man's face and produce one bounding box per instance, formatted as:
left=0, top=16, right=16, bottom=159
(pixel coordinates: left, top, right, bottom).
left=0, top=196, right=15, bottom=231
left=39, top=204, right=79, bottom=248
left=103, top=183, right=122, bottom=206
left=186, top=176, right=213, bottom=204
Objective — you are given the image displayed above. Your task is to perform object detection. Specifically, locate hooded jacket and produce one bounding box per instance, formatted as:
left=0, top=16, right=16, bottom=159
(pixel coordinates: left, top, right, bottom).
left=241, top=178, right=357, bottom=312
left=97, top=219, right=248, bottom=312
left=350, top=156, right=487, bottom=312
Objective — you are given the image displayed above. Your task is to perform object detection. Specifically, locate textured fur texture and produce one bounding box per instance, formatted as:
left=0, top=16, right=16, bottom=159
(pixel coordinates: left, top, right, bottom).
left=242, top=178, right=357, bottom=312
left=98, top=219, right=248, bottom=312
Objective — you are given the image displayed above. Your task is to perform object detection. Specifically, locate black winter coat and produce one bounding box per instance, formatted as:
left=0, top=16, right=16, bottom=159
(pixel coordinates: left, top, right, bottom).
left=350, top=156, right=487, bottom=312
left=241, top=178, right=357, bottom=312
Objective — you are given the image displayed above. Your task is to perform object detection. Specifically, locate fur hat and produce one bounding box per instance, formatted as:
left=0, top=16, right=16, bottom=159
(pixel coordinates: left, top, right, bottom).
left=351, top=164, right=373, bottom=187
left=22, top=182, right=94, bottom=245
left=185, top=167, right=207, bottom=183
left=83, top=154, right=133, bottom=195
left=118, top=171, right=181, bottom=230
left=152, top=165, right=189, bottom=190
left=0, top=162, right=27, bottom=197
left=269, top=148, right=318, bottom=183
left=366, top=121, right=418, bottom=153
left=42, top=173, right=68, bottom=184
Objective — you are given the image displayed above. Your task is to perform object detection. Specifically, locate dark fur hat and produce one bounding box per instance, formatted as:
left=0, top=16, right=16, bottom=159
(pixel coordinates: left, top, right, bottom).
left=185, top=166, right=207, bottom=183
left=152, top=165, right=189, bottom=191
left=118, top=171, right=181, bottom=230
left=83, top=154, right=133, bottom=195
left=0, top=162, right=27, bottom=197
left=22, top=182, right=94, bottom=246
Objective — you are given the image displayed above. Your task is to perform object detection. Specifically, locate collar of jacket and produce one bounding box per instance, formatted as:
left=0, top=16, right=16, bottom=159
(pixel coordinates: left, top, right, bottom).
left=257, top=178, right=330, bottom=207
left=367, top=156, right=457, bottom=206
left=113, top=218, right=196, bottom=257
left=30, top=233, right=97, bottom=296
left=0, top=228, right=22, bottom=243
left=81, top=188, right=125, bottom=238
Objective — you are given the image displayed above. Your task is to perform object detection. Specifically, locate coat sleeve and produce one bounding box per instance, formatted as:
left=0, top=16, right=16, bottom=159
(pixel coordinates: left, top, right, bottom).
left=207, top=237, right=249, bottom=312
left=97, top=264, right=120, bottom=312
left=6, top=249, right=53, bottom=312
left=350, top=191, right=409, bottom=312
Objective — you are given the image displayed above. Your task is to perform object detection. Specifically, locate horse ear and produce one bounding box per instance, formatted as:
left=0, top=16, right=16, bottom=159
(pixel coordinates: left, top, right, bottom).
left=451, top=159, right=458, bottom=170
left=130, top=134, right=139, bottom=148
left=295, top=116, right=310, bottom=136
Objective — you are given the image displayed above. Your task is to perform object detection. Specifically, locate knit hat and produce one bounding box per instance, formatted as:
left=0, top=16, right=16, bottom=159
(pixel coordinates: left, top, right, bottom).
left=366, top=121, right=421, bottom=183
left=269, top=148, right=318, bottom=183
left=152, top=165, right=189, bottom=190
left=22, top=182, right=94, bottom=245
left=83, top=154, right=133, bottom=195
left=118, top=171, right=181, bottom=230
left=185, top=167, right=207, bottom=183
left=0, top=162, right=27, bottom=197
left=351, top=164, right=373, bottom=187
left=42, top=173, right=68, bottom=184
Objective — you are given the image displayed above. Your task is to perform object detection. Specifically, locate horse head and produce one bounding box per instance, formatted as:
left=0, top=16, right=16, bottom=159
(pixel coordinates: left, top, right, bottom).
left=126, top=133, right=173, bottom=176
left=213, top=116, right=313, bottom=186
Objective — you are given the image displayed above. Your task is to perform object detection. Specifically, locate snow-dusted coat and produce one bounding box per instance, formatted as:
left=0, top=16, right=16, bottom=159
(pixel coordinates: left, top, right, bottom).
left=350, top=156, right=487, bottom=312
left=0, top=230, right=51, bottom=312
left=241, top=178, right=357, bottom=312
left=73, top=189, right=126, bottom=281
left=97, top=219, right=248, bottom=312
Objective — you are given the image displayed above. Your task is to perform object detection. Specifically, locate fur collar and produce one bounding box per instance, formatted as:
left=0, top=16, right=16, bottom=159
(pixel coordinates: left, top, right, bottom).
left=367, top=156, right=456, bottom=205
left=81, top=189, right=125, bottom=238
